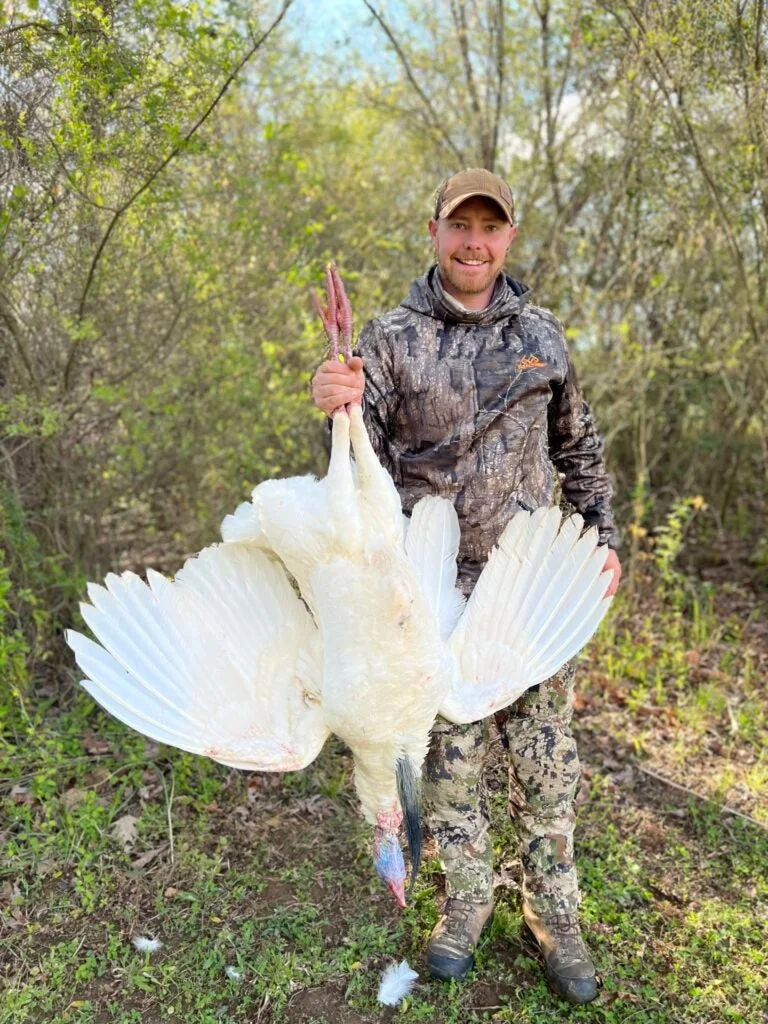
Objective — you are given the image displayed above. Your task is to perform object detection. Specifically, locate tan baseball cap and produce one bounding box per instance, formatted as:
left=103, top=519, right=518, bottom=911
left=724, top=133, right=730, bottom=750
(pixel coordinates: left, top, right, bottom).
left=435, top=168, right=515, bottom=224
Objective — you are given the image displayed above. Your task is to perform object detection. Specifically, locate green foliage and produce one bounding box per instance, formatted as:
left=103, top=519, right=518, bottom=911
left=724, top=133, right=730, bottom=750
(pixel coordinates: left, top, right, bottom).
left=1, top=0, right=439, bottom=654
left=355, top=0, right=768, bottom=533
left=653, top=496, right=707, bottom=599
left=0, top=553, right=28, bottom=693
left=0, top=490, right=85, bottom=718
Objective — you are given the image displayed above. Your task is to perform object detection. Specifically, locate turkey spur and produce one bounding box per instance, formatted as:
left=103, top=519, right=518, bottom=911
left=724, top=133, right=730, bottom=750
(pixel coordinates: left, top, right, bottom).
left=66, top=265, right=615, bottom=908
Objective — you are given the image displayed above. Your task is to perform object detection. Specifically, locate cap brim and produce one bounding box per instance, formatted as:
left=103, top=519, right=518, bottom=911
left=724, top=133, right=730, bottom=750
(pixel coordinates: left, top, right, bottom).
left=439, top=190, right=513, bottom=224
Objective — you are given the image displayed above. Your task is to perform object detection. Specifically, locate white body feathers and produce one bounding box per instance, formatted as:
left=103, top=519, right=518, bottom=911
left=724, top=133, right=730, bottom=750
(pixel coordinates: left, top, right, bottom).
left=66, top=404, right=613, bottom=829
left=378, top=960, right=419, bottom=1005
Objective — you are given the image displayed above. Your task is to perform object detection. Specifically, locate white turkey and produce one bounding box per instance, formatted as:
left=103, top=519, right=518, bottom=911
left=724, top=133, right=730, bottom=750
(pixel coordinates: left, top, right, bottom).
left=66, top=264, right=614, bottom=908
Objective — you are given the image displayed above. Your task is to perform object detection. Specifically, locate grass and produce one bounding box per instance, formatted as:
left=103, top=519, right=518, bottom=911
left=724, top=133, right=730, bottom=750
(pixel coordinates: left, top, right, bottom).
left=2, top=565, right=767, bottom=1023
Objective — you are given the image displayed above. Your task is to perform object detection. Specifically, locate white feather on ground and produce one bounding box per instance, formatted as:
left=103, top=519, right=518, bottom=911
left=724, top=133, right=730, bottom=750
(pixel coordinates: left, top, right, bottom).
left=377, top=960, right=419, bottom=1005
left=131, top=936, right=163, bottom=953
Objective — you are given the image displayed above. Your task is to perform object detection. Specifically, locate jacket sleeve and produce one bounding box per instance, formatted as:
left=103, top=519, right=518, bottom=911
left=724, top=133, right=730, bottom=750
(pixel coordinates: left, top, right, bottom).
left=355, top=318, right=400, bottom=472
left=547, top=342, right=619, bottom=549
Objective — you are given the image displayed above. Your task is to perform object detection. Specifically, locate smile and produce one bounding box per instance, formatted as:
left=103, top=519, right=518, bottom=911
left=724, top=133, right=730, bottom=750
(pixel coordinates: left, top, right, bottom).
left=455, top=258, right=487, bottom=267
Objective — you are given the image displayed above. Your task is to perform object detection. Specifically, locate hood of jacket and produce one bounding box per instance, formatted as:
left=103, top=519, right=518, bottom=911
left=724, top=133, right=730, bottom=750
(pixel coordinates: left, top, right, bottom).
left=401, top=265, right=531, bottom=326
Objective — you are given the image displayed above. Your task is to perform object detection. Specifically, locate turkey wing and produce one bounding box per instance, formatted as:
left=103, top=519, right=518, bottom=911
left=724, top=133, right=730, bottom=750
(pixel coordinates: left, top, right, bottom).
left=438, top=507, right=614, bottom=724
left=67, top=543, right=328, bottom=771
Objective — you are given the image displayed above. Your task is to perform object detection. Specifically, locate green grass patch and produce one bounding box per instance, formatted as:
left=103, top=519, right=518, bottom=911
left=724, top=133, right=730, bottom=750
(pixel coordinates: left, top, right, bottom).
left=2, top=673, right=767, bottom=1023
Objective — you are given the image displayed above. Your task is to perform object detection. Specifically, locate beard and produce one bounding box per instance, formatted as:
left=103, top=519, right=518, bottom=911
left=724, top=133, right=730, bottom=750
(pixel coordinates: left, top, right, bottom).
left=440, top=257, right=499, bottom=297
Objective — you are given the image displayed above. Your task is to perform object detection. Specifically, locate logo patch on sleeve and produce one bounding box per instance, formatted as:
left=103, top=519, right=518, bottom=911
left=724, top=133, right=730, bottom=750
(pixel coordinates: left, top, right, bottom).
left=516, top=355, right=547, bottom=372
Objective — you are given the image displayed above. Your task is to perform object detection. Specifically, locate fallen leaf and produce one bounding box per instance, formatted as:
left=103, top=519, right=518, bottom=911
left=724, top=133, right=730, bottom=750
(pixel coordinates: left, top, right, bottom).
left=590, top=921, right=614, bottom=935
left=61, top=787, right=85, bottom=810
left=131, top=844, right=167, bottom=869
left=492, top=867, right=521, bottom=890
left=575, top=779, right=591, bottom=807
left=111, top=814, right=139, bottom=852
left=246, top=776, right=262, bottom=804
left=83, top=735, right=111, bottom=755
left=83, top=769, right=109, bottom=787
left=35, top=857, right=59, bottom=878
left=611, top=766, right=636, bottom=786
left=572, top=691, right=593, bottom=712
left=246, top=773, right=282, bottom=804
left=10, top=784, right=35, bottom=805
left=289, top=795, right=334, bottom=819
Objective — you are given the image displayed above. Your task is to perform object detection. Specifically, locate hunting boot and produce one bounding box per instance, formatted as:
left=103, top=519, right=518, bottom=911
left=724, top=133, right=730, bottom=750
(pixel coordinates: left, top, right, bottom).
left=522, top=902, right=598, bottom=1004
left=426, top=897, right=495, bottom=981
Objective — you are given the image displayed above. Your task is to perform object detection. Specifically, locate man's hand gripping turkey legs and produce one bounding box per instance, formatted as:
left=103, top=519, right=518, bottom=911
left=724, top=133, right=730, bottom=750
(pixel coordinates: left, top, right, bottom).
left=311, top=263, right=365, bottom=417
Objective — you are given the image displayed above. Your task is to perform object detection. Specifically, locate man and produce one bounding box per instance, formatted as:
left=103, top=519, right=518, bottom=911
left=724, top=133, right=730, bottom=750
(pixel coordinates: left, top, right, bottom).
left=311, top=168, right=621, bottom=1005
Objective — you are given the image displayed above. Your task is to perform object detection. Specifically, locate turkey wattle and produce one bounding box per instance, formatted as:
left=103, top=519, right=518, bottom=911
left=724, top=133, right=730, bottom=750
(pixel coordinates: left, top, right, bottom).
left=65, top=265, right=615, bottom=909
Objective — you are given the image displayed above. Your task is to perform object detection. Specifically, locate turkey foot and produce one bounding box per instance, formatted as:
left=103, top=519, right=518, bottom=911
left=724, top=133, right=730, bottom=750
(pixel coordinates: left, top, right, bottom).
left=313, top=261, right=353, bottom=363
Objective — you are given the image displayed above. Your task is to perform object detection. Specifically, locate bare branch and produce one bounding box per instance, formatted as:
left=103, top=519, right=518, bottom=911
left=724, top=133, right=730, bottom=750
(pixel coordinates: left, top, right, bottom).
left=536, top=0, right=564, bottom=216
left=0, top=21, right=63, bottom=41
left=361, top=0, right=467, bottom=167
left=0, top=292, right=38, bottom=393
left=634, top=763, right=768, bottom=833
left=63, top=0, right=295, bottom=390
left=490, top=0, right=505, bottom=172
left=597, top=1, right=761, bottom=352
left=450, top=0, right=486, bottom=164
left=756, top=0, right=765, bottom=71
left=2, top=81, right=118, bottom=213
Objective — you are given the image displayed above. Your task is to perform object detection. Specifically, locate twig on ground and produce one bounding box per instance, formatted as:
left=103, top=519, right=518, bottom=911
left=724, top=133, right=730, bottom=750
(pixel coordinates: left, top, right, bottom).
left=255, top=992, right=270, bottom=1022
left=725, top=699, right=740, bottom=735
left=0, top=753, right=141, bottom=788
left=152, top=764, right=176, bottom=865
left=634, top=763, right=766, bottom=832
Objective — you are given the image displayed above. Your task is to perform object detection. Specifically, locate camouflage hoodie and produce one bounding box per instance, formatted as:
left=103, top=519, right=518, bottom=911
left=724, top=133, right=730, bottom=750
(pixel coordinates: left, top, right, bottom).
left=356, top=266, right=618, bottom=594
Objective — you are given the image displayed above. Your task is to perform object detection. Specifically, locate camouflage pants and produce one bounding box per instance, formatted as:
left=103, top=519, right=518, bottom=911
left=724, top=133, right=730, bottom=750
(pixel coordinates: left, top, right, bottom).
left=422, top=662, right=581, bottom=916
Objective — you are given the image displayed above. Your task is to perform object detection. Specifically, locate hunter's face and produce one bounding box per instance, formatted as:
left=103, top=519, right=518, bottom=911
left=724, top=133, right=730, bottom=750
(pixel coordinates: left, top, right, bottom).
left=429, top=196, right=516, bottom=301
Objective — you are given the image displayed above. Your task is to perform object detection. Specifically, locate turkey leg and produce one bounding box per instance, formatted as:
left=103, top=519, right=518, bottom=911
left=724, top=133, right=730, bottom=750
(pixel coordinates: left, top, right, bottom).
left=313, top=261, right=353, bottom=366
left=314, top=263, right=362, bottom=546
left=314, top=262, right=403, bottom=540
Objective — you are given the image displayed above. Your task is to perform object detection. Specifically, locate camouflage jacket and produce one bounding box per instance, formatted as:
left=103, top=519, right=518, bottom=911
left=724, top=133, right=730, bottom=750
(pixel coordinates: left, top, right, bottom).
left=356, top=267, right=618, bottom=594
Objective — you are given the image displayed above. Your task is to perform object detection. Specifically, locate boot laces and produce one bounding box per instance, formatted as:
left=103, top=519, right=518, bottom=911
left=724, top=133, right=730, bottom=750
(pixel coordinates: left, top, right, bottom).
left=542, top=913, right=587, bottom=961
left=444, top=899, right=472, bottom=939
